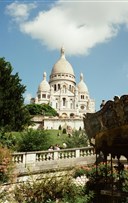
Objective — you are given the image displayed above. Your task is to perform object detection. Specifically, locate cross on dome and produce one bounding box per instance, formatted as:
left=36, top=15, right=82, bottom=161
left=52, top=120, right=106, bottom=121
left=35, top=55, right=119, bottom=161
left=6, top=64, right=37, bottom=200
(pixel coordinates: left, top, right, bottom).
left=80, top=73, right=84, bottom=81
left=60, top=46, right=65, bottom=59
left=43, top=72, right=46, bottom=80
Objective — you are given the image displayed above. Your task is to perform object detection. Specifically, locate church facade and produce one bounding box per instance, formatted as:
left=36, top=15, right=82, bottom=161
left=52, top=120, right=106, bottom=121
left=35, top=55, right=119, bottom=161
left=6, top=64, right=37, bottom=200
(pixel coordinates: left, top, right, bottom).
left=31, top=47, right=95, bottom=118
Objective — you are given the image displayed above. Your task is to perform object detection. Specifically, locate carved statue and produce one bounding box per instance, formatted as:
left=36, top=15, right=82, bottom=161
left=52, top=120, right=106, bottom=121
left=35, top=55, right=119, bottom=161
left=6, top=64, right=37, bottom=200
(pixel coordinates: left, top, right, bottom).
left=83, top=95, right=128, bottom=159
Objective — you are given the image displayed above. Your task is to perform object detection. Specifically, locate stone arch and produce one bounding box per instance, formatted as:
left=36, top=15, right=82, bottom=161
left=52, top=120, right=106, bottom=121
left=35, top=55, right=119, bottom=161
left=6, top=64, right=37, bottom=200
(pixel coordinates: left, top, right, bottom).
left=62, top=113, right=67, bottom=118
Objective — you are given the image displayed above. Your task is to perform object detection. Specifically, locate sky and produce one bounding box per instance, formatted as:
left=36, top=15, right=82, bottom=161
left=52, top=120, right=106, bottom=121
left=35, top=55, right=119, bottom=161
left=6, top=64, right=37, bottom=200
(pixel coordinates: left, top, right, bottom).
left=1, top=0, right=128, bottom=111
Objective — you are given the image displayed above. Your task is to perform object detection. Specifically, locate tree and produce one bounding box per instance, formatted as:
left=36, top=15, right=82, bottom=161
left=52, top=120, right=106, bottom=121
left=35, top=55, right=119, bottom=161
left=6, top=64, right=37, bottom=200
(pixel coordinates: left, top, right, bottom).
left=26, top=103, right=58, bottom=117
left=18, top=129, right=51, bottom=152
left=0, top=57, right=31, bottom=132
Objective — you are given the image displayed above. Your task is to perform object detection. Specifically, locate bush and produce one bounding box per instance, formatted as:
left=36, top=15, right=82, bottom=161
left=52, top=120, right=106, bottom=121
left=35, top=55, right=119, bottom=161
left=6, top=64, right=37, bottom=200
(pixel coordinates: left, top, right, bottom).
left=17, top=129, right=52, bottom=152
left=73, top=167, right=87, bottom=178
left=14, top=174, right=90, bottom=203
left=0, top=146, right=14, bottom=183
left=0, top=130, right=17, bottom=149
left=4, top=129, right=89, bottom=152
left=66, top=130, right=88, bottom=148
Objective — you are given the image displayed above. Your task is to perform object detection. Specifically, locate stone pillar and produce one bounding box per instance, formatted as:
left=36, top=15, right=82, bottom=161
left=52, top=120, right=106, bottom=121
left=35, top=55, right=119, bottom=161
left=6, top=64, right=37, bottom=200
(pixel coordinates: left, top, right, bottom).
left=76, top=149, right=80, bottom=158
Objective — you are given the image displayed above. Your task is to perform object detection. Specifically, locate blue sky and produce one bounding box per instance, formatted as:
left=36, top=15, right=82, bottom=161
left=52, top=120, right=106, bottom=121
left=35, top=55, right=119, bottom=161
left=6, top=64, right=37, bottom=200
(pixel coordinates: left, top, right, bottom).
left=1, top=0, right=128, bottom=111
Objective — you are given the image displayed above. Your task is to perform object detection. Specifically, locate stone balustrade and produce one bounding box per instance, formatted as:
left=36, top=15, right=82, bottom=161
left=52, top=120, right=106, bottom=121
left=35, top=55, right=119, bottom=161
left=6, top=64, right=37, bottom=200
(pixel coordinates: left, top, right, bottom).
left=12, top=147, right=95, bottom=181
left=12, top=146, right=94, bottom=164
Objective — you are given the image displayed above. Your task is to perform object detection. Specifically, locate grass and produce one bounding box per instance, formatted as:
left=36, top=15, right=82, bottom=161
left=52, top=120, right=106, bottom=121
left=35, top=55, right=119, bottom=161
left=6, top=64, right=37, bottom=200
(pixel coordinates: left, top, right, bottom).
left=5, top=129, right=88, bottom=151
left=44, top=129, right=70, bottom=149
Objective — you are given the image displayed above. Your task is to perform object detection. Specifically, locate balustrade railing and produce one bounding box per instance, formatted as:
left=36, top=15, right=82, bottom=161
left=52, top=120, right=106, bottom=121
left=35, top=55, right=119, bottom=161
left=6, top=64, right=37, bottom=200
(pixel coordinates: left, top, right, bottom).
left=12, top=146, right=95, bottom=166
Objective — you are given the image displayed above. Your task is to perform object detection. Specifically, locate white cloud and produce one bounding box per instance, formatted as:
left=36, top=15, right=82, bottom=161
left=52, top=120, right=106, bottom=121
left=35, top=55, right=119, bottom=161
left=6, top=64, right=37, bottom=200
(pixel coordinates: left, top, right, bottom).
left=24, top=93, right=32, bottom=104
left=6, top=1, right=128, bottom=55
left=6, top=1, right=37, bottom=22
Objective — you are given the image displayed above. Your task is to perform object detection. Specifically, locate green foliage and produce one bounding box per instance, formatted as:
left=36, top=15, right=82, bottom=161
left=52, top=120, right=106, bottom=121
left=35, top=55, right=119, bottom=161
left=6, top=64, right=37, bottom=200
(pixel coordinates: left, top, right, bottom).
left=122, top=170, right=128, bottom=192
left=74, top=163, right=128, bottom=202
left=66, top=130, right=88, bottom=148
left=0, top=57, right=31, bottom=132
left=0, top=130, right=19, bottom=150
left=26, top=103, right=58, bottom=117
left=1, top=129, right=89, bottom=152
left=73, top=167, right=87, bottom=178
left=15, top=129, right=68, bottom=152
left=14, top=174, right=93, bottom=203
left=17, top=129, right=52, bottom=152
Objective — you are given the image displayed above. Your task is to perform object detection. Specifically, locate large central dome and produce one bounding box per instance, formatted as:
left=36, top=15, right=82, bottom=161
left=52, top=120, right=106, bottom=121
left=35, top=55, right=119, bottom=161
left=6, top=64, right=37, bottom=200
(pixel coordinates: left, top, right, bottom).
left=51, top=47, right=75, bottom=76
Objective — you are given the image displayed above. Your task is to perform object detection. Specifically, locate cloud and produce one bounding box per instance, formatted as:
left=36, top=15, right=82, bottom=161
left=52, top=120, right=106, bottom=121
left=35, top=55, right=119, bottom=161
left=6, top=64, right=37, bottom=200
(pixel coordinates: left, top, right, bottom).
left=6, top=1, right=37, bottom=22
left=6, top=1, right=128, bottom=55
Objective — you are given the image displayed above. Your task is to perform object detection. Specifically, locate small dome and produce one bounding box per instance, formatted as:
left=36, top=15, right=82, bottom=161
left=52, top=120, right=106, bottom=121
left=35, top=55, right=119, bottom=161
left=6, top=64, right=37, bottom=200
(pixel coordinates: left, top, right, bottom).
left=77, top=73, right=88, bottom=93
left=38, top=72, right=50, bottom=92
left=51, top=47, right=75, bottom=76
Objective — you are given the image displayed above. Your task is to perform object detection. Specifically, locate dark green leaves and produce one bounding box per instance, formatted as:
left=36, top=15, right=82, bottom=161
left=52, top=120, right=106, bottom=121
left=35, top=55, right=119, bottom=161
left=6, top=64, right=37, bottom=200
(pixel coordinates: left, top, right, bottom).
left=0, top=57, right=31, bottom=132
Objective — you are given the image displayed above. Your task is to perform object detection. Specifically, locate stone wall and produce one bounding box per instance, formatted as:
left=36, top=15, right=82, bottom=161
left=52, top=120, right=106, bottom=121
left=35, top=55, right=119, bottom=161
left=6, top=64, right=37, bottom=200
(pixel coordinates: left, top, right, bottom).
left=31, top=116, right=84, bottom=130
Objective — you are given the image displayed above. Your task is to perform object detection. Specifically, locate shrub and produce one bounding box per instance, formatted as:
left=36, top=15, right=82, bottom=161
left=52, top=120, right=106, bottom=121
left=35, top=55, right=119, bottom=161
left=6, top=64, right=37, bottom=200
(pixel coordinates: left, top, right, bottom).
left=14, top=174, right=87, bottom=203
left=66, top=130, right=88, bottom=148
left=0, top=146, right=14, bottom=183
left=18, top=129, right=52, bottom=152
left=13, top=172, right=95, bottom=203
left=0, top=130, right=14, bottom=148
left=73, top=167, right=87, bottom=178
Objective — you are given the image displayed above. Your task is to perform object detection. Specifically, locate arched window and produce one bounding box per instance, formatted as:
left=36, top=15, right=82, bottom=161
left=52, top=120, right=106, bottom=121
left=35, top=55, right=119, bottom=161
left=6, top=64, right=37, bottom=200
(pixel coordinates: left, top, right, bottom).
left=63, top=85, right=66, bottom=93
left=72, top=86, right=74, bottom=92
left=63, top=98, right=66, bottom=106
left=58, top=84, right=60, bottom=90
left=70, top=99, right=73, bottom=109
left=81, top=95, right=84, bottom=99
left=69, top=85, right=71, bottom=91
left=54, top=84, right=56, bottom=91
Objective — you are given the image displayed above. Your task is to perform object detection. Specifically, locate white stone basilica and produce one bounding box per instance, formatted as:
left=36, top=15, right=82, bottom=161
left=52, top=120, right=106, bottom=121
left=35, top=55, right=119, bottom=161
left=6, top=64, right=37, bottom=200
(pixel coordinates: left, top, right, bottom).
left=31, top=47, right=95, bottom=118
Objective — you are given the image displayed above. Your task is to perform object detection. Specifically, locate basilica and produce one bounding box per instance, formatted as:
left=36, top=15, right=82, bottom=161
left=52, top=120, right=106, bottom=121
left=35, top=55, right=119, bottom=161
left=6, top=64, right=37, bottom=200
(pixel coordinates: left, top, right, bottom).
left=31, top=47, right=95, bottom=118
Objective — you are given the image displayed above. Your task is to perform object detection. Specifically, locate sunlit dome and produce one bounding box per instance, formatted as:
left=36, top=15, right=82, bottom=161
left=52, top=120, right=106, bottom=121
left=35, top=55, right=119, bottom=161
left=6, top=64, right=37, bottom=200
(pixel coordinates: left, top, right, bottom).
left=38, top=72, right=50, bottom=92
left=51, top=47, right=75, bottom=76
left=77, top=73, right=88, bottom=93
